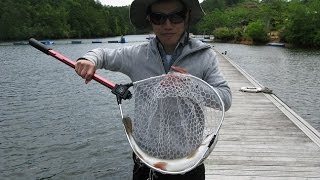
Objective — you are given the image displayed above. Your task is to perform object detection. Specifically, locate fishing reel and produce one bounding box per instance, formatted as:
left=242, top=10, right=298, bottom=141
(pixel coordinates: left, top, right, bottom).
left=111, top=83, right=133, bottom=104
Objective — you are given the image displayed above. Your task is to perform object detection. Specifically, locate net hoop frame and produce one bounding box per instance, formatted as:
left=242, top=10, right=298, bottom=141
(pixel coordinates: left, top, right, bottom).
left=121, top=73, right=225, bottom=174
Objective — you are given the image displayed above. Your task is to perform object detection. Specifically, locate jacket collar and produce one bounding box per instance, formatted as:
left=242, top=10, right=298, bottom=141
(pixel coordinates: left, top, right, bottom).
left=148, top=33, right=212, bottom=61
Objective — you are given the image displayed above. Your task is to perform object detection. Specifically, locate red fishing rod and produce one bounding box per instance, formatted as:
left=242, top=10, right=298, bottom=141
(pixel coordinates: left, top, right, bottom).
left=29, top=38, right=132, bottom=103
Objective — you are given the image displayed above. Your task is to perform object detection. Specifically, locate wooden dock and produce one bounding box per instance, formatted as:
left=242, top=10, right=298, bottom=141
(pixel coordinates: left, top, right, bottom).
left=205, top=50, right=320, bottom=179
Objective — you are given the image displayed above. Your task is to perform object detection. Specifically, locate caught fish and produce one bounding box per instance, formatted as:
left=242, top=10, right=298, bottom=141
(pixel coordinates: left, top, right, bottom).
left=122, top=117, right=218, bottom=174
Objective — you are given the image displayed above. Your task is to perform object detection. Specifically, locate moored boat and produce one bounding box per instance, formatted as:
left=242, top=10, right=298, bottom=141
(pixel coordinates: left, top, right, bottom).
left=108, top=36, right=127, bottom=43
left=40, top=40, right=54, bottom=45
left=267, top=42, right=285, bottom=47
left=71, top=40, right=82, bottom=44
left=13, top=42, right=28, bottom=45
left=92, top=40, right=102, bottom=43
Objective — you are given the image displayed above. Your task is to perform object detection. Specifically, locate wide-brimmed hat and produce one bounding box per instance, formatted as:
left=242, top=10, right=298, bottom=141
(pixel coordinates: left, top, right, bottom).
left=130, top=0, right=205, bottom=30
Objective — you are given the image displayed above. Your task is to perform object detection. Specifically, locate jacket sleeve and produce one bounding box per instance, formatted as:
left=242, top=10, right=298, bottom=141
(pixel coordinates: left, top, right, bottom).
left=79, top=47, right=129, bottom=73
left=203, top=51, right=232, bottom=111
left=78, top=43, right=150, bottom=78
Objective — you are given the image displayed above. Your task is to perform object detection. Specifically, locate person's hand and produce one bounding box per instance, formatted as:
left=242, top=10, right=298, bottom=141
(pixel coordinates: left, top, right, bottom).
left=171, top=66, right=188, bottom=74
left=75, top=59, right=96, bottom=84
left=160, top=66, right=190, bottom=89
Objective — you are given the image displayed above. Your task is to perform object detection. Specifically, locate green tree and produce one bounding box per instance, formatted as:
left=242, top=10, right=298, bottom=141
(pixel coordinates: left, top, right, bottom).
left=314, top=31, right=320, bottom=47
left=259, top=0, right=287, bottom=31
left=0, top=1, right=33, bottom=40
left=245, top=20, right=269, bottom=43
left=0, top=0, right=136, bottom=41
left=213, top=27, right=235, bottom=41
left=197, top=10, right=228, bottom=34
left=201, top=0, right=227, bottom=12
left=284, top=0, right=320, bottom=47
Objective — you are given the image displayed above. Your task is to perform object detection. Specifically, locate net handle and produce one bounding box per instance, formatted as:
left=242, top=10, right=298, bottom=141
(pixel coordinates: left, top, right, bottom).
left=29, top=38, right=132, bottom=101
left=29, top=38, right=116, bottom=89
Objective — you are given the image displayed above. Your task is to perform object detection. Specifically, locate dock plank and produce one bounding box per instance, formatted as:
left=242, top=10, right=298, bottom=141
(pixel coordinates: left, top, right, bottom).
left=205, top=50, right=320, bottom=179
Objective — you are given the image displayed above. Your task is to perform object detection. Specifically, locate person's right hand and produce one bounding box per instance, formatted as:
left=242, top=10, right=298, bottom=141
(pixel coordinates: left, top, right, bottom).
left=75, top=59, right=96, bottom=84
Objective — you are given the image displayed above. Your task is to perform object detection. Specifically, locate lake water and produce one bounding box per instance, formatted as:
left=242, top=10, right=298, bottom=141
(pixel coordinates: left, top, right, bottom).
left=1, top=35, right=319, bottom=179
left=1, top=37, right=138, bottom=180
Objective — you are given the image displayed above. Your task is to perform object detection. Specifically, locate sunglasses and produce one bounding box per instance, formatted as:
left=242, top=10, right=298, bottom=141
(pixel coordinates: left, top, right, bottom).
left=149, top=10, right=186, bottom=25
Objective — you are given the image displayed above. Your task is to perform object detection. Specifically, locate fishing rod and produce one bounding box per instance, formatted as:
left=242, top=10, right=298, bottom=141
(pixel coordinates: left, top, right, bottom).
left=28, top=38, right=132, bottom=104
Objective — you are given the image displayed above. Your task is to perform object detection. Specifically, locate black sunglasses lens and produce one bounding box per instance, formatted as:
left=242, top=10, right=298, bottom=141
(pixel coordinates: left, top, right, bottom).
left=150, top=11, right=185, bottom=25
left=169, top=13, right=185, bottom=24
left=150, top=13, right=165, bottom=25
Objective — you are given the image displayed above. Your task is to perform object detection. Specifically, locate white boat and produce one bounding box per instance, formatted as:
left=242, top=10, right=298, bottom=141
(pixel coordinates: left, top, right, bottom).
left=267, top=42, right=285, bottom=47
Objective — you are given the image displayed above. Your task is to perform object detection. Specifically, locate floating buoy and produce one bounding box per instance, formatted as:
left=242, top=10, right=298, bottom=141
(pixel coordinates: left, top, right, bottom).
left=240, top=87, right=273, bottom=94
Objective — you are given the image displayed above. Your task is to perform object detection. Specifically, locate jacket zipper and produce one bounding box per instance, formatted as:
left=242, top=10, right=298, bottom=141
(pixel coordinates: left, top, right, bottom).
left=156, top=49, right=167, bottom=74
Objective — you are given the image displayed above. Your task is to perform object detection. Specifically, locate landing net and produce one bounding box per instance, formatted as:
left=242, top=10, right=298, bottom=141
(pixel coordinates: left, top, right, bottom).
left=129, top=73, right=224, bottom=161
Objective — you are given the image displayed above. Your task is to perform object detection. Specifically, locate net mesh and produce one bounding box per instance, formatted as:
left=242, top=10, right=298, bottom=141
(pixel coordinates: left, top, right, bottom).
left=130, top=73, right=223, bottom=160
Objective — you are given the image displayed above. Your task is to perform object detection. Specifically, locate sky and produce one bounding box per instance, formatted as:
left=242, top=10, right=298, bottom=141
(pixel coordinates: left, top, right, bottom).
left=99, top=0, right=204, bottom=7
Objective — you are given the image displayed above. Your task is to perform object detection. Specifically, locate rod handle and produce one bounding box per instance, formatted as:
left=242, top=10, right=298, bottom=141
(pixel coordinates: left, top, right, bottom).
left=29, top=38, right=51, bottom=55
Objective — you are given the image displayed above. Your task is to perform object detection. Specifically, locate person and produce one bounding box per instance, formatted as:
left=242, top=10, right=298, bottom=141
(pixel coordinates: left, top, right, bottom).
left=75, top=0, right=232, bottom=179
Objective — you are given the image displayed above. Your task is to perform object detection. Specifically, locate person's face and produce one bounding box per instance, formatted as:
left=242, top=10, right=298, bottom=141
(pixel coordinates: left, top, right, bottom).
left=149, top=1, right=187, bottom=52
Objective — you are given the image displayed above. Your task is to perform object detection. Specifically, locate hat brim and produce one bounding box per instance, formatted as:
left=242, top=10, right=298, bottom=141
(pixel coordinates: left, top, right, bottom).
left=130, top=0, right=205, bottom=30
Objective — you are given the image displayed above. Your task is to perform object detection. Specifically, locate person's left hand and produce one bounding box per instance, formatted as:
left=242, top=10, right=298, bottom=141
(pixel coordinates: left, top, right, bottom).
left=171, top=66, right=188, bottom=74
left=160, top=66, right=190, bottom=89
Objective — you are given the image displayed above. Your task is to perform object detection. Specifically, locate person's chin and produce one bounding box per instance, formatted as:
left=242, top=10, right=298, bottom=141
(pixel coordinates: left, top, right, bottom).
left=160, top=35, right=178, bottom=44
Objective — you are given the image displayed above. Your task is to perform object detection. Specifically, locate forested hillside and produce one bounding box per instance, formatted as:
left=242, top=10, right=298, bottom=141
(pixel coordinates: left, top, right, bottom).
left=198, top=0, right=320, bottom=47
left=0, top=0, right=135, bottom=40
left=0, top=0, right=319, bottom=47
